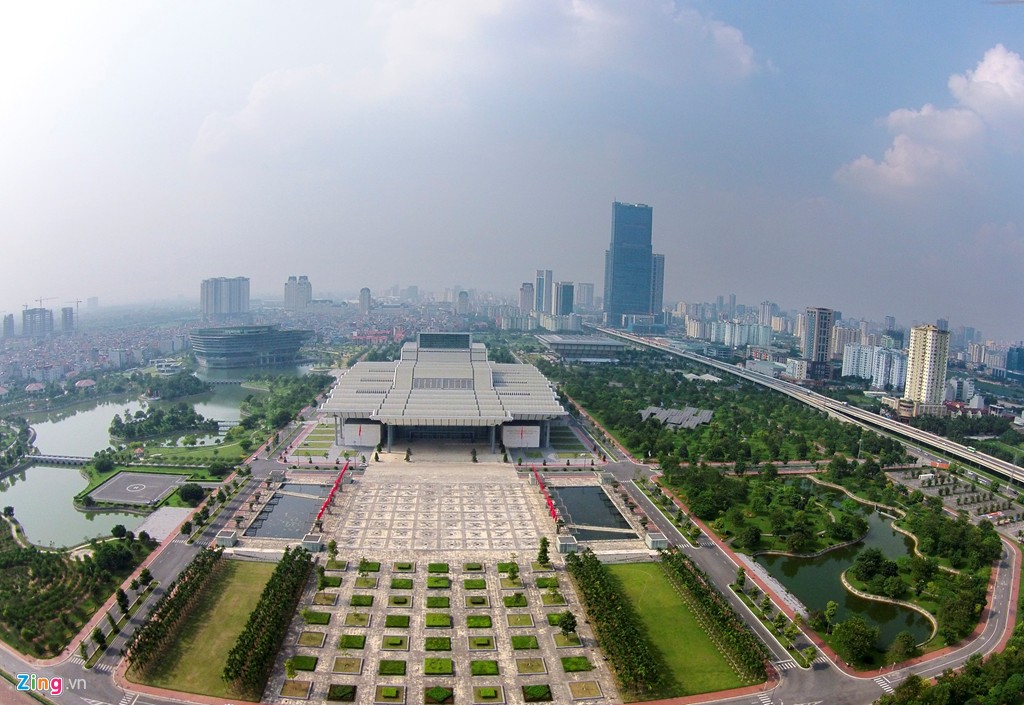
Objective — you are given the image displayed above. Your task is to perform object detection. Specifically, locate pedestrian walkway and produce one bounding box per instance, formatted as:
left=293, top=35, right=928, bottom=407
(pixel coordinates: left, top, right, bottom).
left=774, top=659, right=798, bottom=671
left=68, top=655, right=85, bottom=666
left=873, top=676, right=895, bottom=694
left=736, top=553, right=809, bottom=617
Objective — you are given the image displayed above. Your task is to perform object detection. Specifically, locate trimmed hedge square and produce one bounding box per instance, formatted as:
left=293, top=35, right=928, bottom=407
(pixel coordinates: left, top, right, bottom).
left=327, top=684, right=357, bottom=702
left=497, top=562, right=518, bottom=574
left=338, top=634, right=366, bottom=649
left=463, top=578, right=487, bottom=590
left=288, top=655, right=318, bottom=671
left=425, top=613, right=452, bottom=628
left=394, top=561, right=415, bottom=572
left=428, top=562, right=449, bottom=573
left=302, top=610, right=330, bottom=625
left=424, top=658, right=454, bottom=675
left=466, top=615, right=492, bottom=628
left=378, top=659, right=406, bottom=676
left=358, top=560, right=381, bottom=573
left=561, top=656, right=593, bottom=672
left=470, top=660, right=499, bottom=676
left=463, top=562, right=484, bottom=572
left=424, top=636, right=452, bottom=651
left=384, top=614, right=410, bottom=628
left=535, top=577, right=559, bottom=589
left=469, top=636, right=495, bottom=650
left=381, top=635, right=409, bottom=650
left=424, top=686, right=454, bottom=704
left=320, top=575, right=343, bottom=588
left=545, top=613, right=561, bottom=626
left=427, top=577, right=451, bottom=589
left=426, top=596, right=450, bottom=609
left=511, top=635, right=539, bottom=650
left=344, top=613, right=370, bottom=627
left=354, top=576, right=378, bottom=589
left=522, top=684, right=553, bottom=702
left=350, top=594, right=374, bottom=607
left=389, top=595, right=412, bottom=607
left=390, top=578, right=414, bottom=590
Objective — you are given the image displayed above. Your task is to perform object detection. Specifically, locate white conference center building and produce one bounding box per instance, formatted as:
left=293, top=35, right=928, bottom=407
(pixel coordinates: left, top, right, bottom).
left=320, top=333, right=568, bottom=453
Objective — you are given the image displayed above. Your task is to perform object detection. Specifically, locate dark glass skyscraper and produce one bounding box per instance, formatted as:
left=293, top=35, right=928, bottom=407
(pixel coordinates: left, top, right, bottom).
left=603, top=202, right=663, bottom=327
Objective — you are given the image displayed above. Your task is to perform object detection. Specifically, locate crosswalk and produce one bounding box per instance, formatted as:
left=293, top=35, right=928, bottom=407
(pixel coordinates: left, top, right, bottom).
left=93, top=662, right=115, bottom=674
left=774, top=659, right=798, bottom=671
left=874, top=676, right=895, bottom=694
left=755, top=692, right=773, bottom=705
left=68, top=655, right=85, bottom=666
left=119, top=693, right=136, bottom=705
left=814, top=655, right=830, bottom=665
left=695, top=536, right=714, bottom=548
left=170, top=534, right=190, bottom=545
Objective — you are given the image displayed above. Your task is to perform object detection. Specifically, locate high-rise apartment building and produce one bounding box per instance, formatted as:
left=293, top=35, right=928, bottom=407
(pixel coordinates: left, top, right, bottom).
left=936, top=318, right=949, bottom=332
left=904, top=325, right=950, bottom=405
left=359, top=287, right=371, bottom=315
left=603, top=202, right=664, bottom=327
left=519, top=282, right=535, bottom=314
left=802, top=307, right=834, bottom=380
left=831, top=326, right=861, bottom=361
left=2, top=314, right=15, bottom=337
left=650, top=254, right=665, bottom=318
left=535, top=270, right=553, bottom=314
left=22, top=308, right=54, bottom=337
left=284, top=275, right=312, bottom=311
left=61, top=306, right=75, bottom=333
left=884, top=315, right=896, bottom=331
left=200, top=277, right=250, bottom=322
left=575, top=283, right=595, bottom=310
left=759, top=301, right=776, bottom=327
left=553, top=282, right=574, bottom=316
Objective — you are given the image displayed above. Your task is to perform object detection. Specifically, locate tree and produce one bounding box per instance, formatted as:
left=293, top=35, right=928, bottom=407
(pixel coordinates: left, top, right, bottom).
left=886, top=630, right=918, bottom=664
left=558, top=610, right=577, bottom=638
left=178, top=483, right=205, bottom=506
left=111, top=524, right=127, bottom=539
left=180, top=520, right=193, bottom=535
left=139, top=568, right=153, bottom=585
left=832, top=615, right=879, bottom=664
left=2, top=506, right=13, bottom=518
left=735, top=567, right=746, bottom=590
left=507, top=561, right=520, bottom=583
left=824, top=600, right=839, bottom=634
left=537, top=536, right=550, bottom=566
left=801, top=645, right=818, bottom=663
left=116, top=588, right=130, bottom=615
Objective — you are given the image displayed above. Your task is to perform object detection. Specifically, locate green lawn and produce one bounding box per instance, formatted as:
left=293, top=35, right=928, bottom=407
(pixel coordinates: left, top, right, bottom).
left=607, top=562, right=743, bottom=698
left=130, top=559, right=275, bottom=698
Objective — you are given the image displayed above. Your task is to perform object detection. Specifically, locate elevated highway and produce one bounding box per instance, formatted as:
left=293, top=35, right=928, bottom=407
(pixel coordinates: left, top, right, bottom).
left=595, top=327, right=1024, bottom=489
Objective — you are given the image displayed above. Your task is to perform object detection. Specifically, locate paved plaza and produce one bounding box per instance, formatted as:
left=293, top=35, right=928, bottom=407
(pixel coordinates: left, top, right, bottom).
left=325, top=465, right=545, bottom=553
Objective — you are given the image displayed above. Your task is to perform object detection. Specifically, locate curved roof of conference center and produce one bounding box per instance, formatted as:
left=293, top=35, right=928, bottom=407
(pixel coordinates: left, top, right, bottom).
left=320, top=332, right=567, bottom=427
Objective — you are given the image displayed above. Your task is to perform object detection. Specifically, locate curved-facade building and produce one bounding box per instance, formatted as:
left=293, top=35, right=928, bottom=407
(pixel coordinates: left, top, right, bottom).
left=189, top=325, right=312, bottom=368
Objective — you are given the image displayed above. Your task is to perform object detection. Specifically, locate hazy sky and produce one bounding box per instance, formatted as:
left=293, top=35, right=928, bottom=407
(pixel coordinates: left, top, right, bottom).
left=2, top=2, right=1023, bottom=339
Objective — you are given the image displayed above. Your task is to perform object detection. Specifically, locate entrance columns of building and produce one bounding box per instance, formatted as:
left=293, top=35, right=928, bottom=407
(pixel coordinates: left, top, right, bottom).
left=387, top=425, right=394, bottom=453
left=334, top=416, right=342, bottom=445
left=489, top=425, right=496, bottom=454
left=541, top=421, right=550, bottom=447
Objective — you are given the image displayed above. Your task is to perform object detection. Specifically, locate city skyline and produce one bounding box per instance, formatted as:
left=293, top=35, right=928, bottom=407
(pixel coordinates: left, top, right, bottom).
left=2, top=4, right=1024, bottom=338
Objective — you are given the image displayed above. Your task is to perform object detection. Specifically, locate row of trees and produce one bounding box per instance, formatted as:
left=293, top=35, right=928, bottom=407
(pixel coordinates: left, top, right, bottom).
left=109, top=403, right=219, bottom=441
left=124, top=548, right=224, bottom=674
left=223, top=547, right=313, bottom=697
left=565, top=550, right=668, bottom=695
left=660, top=548, right=769, bottom=680
left=901, top=500, right=1003, bottom=571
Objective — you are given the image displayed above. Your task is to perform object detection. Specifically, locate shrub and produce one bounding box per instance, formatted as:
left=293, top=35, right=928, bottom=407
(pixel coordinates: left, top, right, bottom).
left=428, top=562, right=449, bottom=573
left=350, top=595, right=373, bottom=607
left=463, top=579, right=486, bottom=590
left=384, top=615, right=410, bottom=628
left=546, top=613, right=561, bottom=626
left=287, top=655, right=318, bottom=671
left=426, top=596, right=450, bottom=608
left=467, top=615, right=492, bottom=628
left=427, top=577, right=451, bottom=589
left=302, top=610, right=330, bottom=625
left=464, top=562, right=483, bottom=571
left=390, top=578, right=413, bottom=590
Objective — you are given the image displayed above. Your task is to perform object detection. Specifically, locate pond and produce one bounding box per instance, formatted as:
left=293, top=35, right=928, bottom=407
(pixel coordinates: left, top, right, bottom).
left=549, top=485, right=638, bottom=542
left=755, top=488, right=933, bottom=648
left=0, top=465, right=142, bottom=548
left=244, top=488, right=326, bottom=539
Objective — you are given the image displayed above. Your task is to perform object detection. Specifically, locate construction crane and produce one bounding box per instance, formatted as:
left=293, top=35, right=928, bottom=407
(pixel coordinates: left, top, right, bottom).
left=66, top=299, right=83, bottom=325
left=35, top=296, right=56, bottom=308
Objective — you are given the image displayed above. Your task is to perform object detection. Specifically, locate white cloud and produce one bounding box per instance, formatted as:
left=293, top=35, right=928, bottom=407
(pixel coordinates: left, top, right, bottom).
left=836, top=44, right=1024, bottom=196
left=190, top=1, right=760, bottom=164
